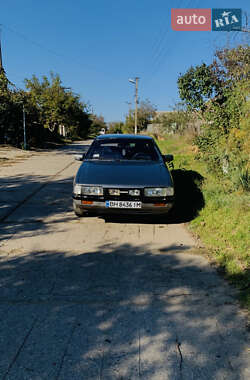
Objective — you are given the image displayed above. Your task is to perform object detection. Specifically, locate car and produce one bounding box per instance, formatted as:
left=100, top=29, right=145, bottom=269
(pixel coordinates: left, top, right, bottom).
left=99, top=128, right=106, bottom=135
left=72, top=134, right=174, bottom=217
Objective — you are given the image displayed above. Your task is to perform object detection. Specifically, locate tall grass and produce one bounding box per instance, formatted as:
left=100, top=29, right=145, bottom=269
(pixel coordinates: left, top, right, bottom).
left=157, top=134, right=250, bottom=309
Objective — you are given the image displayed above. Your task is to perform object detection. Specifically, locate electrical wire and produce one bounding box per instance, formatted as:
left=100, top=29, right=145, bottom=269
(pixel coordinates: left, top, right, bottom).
left=145, top=0, right=201, bottom=85
left=1, top=23, right=112, bottom=77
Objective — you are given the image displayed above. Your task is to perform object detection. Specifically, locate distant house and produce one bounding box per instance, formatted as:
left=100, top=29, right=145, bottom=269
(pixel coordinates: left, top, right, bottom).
left=147, top=110, right=203, bottom=135
left=147, top=111, right=174, bottom=134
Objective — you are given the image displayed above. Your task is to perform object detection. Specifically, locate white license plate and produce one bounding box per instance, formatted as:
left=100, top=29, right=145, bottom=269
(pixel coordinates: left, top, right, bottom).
left=106, top=201, right=142, bottom=209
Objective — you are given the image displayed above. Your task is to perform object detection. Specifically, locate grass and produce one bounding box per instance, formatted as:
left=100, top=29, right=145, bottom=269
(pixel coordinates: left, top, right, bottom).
left=156, top=134, right=250, bottom=309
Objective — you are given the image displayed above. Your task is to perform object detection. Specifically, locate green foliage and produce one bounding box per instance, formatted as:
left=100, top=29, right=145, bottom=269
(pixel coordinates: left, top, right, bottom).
left=158, top=134, right=250, bottom=309
left=88, top=114, right=106, bottom=138
left=213, top=45, right=250, bottom=82
left=0, top=71, right=94, bottom=147
left=25, top=72, right=91, bottom=140
left=108, top=122, right=124, bottom=134
left=0, top=72, right=40, bottom=146
left=178, top=45, right=250, bottom=192
left=124, top=99, right=156, bottom=133
left=178, top=63, right=220, bottom=111
left=154, top=102, right=194, bottom=135
left=0, top=71, right=15, bottom=143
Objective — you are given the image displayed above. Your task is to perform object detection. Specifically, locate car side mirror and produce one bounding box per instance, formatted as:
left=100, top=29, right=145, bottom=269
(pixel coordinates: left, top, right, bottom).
left=74, top=153, right=86, bottom=161
left=163, top=154, right=174, bottom=163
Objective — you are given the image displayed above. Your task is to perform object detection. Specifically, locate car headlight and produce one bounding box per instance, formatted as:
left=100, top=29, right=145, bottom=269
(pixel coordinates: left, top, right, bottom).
left=74, top=184, right=82, bottom=195
left=144, top=187, right=174, bottom=197
left=82, top=186, right=103, bottom=196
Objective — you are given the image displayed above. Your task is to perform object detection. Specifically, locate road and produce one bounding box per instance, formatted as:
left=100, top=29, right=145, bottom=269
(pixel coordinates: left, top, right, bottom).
left=0, top=141, right=249, bottom=380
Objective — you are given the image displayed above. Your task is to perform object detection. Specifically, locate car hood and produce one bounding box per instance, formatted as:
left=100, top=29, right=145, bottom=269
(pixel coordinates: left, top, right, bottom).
left=75, top=160, right=173, bottom=187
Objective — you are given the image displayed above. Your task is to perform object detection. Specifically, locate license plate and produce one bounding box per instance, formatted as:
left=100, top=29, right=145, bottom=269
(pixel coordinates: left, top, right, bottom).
left=106, top=201, right=142, bottom=209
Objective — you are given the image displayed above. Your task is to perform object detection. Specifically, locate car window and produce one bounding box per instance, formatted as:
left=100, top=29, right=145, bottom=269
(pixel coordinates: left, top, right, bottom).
left=86, top=139, right=160, bottom=161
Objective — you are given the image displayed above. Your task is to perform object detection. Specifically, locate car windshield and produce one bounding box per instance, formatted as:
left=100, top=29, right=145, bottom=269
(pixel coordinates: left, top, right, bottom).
left=86, top=139, right=160, bottom=161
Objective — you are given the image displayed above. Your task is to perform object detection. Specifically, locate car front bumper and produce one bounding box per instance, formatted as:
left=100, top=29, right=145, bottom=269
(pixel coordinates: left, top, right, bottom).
left=73, top=198, right=174, bottom=215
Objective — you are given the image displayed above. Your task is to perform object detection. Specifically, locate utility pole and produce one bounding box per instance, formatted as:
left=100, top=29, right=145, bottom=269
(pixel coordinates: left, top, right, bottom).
left=134, top=77, right=139, bottom=135
left=0, top=25, right=3, bottom=72
left=129, top=77, right=139, bottom=134
left=23, top=104, right=27, bottom=150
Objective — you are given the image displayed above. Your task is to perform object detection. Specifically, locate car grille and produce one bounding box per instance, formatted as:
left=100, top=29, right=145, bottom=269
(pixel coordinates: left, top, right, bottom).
left=103, top=188, right=170, bottom=203
left=75, top=188, right=173, bottom=204
left=104, top=190, right=140, bottom=201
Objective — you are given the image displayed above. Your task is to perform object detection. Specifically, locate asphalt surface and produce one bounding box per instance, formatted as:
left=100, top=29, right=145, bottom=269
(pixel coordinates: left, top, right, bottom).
left=0, top=141, right=249, bottom=380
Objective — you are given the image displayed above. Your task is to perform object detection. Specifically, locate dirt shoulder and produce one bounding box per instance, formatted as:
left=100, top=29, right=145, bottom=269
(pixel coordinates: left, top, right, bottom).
left=0, top=145, right=36, bottom=167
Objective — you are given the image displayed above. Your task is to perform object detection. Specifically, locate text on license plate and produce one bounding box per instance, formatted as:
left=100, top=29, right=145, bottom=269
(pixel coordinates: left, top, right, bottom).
left=106, top=201, right=142, bottom=209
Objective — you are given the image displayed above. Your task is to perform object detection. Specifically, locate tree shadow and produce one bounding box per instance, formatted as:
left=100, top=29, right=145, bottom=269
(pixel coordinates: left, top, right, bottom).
left=0, top=243, right=248, bottom=379
left=0, top=173, right=76, bottom=244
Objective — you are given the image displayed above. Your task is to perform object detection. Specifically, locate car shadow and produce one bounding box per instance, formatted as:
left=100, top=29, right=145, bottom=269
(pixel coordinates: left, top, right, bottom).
left=99, top=169, right=205, bottom=225
left=167, top=169, right=205, bottom=223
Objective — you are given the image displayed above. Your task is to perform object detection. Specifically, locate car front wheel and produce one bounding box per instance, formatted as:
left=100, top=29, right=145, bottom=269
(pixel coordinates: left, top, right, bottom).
left=73, top=202, right=87, bottom=217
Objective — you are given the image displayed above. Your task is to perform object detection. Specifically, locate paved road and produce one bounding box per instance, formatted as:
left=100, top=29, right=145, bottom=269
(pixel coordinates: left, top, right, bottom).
left=0, top=142, right=249, bottom=380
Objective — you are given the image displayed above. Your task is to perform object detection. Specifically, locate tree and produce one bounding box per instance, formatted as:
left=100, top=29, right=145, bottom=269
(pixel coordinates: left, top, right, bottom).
left=212, top=45, right=250, bottom=82
left=178, top=45, right=250, bottom=190
left=154, top=102, right=194, bottom=135
left=0, top=72, right=33, bottom=146
left=88, top=114, right=106, bottom=137
left=0, top=70, right=13, bottom=143
left=108, top=122, right=124, bottom=134
left=25, top=72, right=91, bottom=140
left=124, top=99, right=156, bottom=133
left=177, top=63, right=221, bottom=112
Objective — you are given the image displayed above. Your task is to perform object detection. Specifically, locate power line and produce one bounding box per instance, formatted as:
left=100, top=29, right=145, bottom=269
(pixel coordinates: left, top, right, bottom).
left=1, top=24, right=113, bottom=77
left=145, top=0, right=204, bottom=84
left=145, top=0, right=189, bottom=84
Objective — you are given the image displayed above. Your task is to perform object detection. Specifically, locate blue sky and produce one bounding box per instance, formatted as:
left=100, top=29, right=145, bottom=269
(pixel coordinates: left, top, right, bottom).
left=1, top=0, right=249, bottom=122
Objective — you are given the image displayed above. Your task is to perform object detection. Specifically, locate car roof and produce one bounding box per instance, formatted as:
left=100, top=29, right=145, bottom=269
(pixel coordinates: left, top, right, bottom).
left=96, top=134, right=153, bottom=141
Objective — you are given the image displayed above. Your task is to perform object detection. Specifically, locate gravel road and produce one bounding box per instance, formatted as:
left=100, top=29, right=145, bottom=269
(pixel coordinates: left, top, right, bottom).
left=0, top=142, right=249, bottom=380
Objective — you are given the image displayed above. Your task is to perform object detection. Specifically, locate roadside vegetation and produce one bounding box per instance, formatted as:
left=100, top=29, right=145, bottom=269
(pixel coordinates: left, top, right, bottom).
left=155, top=44, right=249, bottom=309
left=157, top=135, right=249, bottom=309
left=0, top=70, right=106, bottom=148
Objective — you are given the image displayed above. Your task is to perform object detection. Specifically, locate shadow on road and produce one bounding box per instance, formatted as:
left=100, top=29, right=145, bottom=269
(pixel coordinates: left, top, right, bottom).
left=0, top=160, right=248, bottom=378
left=0, top=243, right=247, bottom=378
left=0, top=171, right=77, bottom=244
left=30, top=142, right=92, bottom=155
left=56, top=142, right=92, bottom=156
left=0, top=166, right=205, bottom=244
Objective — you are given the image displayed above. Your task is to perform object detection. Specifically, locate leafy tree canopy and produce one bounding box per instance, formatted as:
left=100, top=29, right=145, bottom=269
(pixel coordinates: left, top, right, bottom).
left=178, top=44, right=250, bottom=190
left=124, top=99, right=156, bottom=133
left=24, top=72, right=90, bottom=137
left=108, top=122, right=124, bottom=134
left=177, top=63, right=220, bottom=112
left=88, top=114, right=106, bottom=137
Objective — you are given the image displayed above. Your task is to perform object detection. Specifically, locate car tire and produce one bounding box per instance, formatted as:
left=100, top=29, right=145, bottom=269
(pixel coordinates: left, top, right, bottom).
left=74, top=210, right=86, bottom=217
left=73, top=202, right=87, bottom=217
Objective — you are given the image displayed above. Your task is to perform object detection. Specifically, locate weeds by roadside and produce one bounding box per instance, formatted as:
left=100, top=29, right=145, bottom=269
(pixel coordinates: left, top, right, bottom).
left=157, top=134, right=250, bottom=309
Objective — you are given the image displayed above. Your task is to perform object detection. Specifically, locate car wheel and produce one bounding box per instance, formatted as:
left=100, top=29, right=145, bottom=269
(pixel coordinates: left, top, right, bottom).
left=74, top=210, right=86, bottom=217
left=73, top=202, right=87, bottom=217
